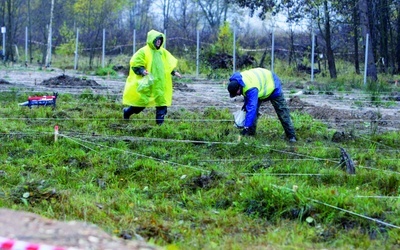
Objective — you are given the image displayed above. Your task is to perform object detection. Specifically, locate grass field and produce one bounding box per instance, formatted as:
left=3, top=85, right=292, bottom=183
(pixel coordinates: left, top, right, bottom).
left=0, top=66, right=400, bottom=249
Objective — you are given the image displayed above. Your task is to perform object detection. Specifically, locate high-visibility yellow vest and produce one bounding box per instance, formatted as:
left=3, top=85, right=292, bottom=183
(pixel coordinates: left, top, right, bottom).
left=241, top=68, right=275, bottom=99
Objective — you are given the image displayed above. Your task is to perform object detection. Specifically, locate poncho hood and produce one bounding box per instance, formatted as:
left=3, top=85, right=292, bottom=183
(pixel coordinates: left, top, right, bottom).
left=147, top=30, right=165, bottom=50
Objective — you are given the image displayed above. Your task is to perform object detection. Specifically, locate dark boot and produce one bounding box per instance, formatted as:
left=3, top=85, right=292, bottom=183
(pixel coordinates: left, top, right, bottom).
left=248, top=126, right=256, bottom=135
left=155, top=106, right=167, bottom=125
left=123, top=106, right=145, bottom=120
left=123, top=107, right=134, bottom=120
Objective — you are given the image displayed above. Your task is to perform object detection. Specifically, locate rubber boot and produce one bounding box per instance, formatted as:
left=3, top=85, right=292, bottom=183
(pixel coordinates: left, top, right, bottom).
left=123, top=106, right=135, bottom=120
left=155, top=106, right=167, bottom=125
left=123, top=106, right=144, bottom=120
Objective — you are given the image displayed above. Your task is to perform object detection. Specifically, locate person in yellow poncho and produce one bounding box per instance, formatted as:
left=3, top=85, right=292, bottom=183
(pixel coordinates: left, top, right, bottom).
left=122, top=29, right=181, bottom=125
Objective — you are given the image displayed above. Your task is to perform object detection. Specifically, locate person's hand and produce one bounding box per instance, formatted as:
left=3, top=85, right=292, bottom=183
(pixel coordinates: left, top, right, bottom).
left=174, top=71, right=182, bottom=78
left=241, top=127, right=250, bottom=136
left=241, top=127, right=255, bottom=136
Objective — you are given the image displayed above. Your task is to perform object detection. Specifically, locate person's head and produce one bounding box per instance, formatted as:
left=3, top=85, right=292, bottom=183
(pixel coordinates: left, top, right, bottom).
left=147, top=30, right=165, bottom=50
left=153, top=35, right=163, bottom=50
left=227, top=80, right=242, bottom=98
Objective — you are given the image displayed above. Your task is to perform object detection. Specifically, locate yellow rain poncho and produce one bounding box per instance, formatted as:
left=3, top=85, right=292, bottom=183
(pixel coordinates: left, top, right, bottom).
left=123, top=30, right=178, bottom=107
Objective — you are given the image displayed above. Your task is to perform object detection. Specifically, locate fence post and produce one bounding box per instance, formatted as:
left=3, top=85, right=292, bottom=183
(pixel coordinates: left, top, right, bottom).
left=311, top=32, right=315, bottom=82
left=271, top=26, right=275, bottom=73
left=25, top=27, right=28, bottom=64
left=363, top=34, right=369, bottom=86
left=233, top=27, right=236, bottom=73
left=102, top=29, right=105, bottom=68
left=196, top=29, right=200, bottom=77
left=1, top=27, right=5, bottom=61
left=133, top=29, right=136, bottom=54
left=74, top=28, right=79, bottom=71
left=164, top=29, right=167, bottom=49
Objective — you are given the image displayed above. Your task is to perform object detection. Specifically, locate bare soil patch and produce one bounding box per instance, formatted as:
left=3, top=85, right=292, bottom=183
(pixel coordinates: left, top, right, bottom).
left=0, top=209, right=160, bottom=250
left=39, top=74, right=102, bottom=88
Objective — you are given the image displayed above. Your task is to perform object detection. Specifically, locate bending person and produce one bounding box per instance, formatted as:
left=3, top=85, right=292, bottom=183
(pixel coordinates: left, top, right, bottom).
left=227, top=67, right=297, bottom=142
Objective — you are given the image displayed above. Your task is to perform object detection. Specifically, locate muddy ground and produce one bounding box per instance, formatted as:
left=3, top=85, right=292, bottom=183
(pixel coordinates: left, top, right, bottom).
left=1, top=67, right=399, bottom=135
left=0, top=67, right=399, bottom=249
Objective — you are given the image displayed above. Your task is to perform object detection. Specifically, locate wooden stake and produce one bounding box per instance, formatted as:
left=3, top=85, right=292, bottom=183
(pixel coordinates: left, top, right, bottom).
left=54, top=125, right=59, bottom=142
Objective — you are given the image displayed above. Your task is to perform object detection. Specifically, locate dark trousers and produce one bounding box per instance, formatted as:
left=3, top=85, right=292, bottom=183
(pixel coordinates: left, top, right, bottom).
left=256, top=93, right=296, bottom=139
left=124, top=106, right=167, bottom=125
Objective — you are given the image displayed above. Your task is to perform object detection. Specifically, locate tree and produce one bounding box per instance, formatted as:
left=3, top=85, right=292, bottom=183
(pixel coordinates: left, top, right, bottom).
left=358, top=0, right=377, bottom=81
left=129, top=0, right=152, bottom=31
left=231, top=0, right=340, bottom=78
left=397, top=2, right=400, bottom=73
left=170, top=0, right=197, bottom=39
left=45, top=0, right=54, bottom=67
left=377, top=0, right=390, bottom=73
left=281, top=0, right=306, bottom=66
left=294, top=0, right=338, bottom=79
left=215, top=21, right=235, bottom=54
left=23, top=0, right=72, bottom=65
left=321, top=0, right=337, bottom=78
left=198, top=0, right=230, bottom=37
left=27, top=0, right=32, bottom=63
left=0, top=0, right=397, bottom=77
left=2, top=0, right=25, bottom=62
left=330, top=0, right=361, bottom=74
left=233, top=0, right=276, bottom=19
left=350, top=0, right=360, bottom=74
left=74, top=0, right=125, bottom=68
left=161, top=0, right=173, bottom=31
left=56, top=22, right=79, bottom=57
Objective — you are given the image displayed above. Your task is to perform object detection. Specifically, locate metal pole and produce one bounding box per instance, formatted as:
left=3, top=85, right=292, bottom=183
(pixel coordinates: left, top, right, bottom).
left=74, top=28, right=79, bottom=71
left=133, top=29, right=136, bottom=54
left=363, top=34, right=369, bottom=86
left=233, top=27, right=236, bottom=73
left=25, top=27, right=28, bottom=64
left=45, top=0, right=54, bottom=67
left=49, top=26, right=52, bottom=66
left=196, top=29, right=200, bottom=77
left=164, top=29, right=167, bottom=49
left=102, top=29, right=105, bottom=68
left=271, top=27, right=275, bottom=73
left=311, top=32, right=315, bottom=82
left=1, top=27, right=5, bottom=61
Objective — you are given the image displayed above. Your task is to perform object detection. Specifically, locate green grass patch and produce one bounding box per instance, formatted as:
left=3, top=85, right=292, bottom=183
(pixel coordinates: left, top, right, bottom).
left=0, top=87, right=399, bottom=249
